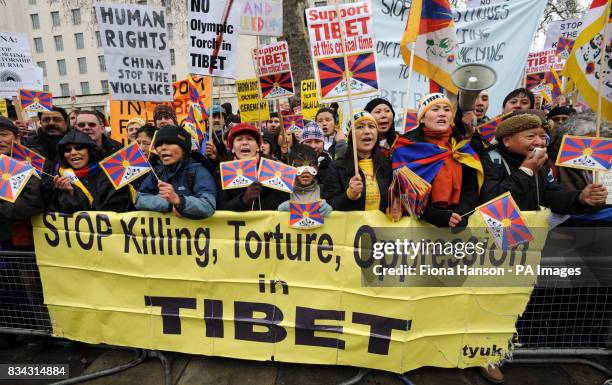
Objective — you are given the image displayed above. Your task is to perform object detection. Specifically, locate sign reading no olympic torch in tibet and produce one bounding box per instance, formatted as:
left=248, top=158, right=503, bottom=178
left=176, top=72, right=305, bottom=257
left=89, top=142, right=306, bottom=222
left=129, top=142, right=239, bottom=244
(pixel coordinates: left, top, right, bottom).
left=95, top=3, right=173, bottom=102
left=188, top=0, right=241, bottom=78
left=306, top=1, right=380, bottom=102
left=252, top=41, right=295, bottom=99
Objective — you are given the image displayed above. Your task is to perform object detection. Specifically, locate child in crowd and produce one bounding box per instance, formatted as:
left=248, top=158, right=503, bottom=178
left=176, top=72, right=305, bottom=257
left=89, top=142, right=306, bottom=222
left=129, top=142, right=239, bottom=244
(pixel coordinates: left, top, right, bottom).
left=299, top=121, right=332, bottom=183
left=136, top=125, right=217, bottom=219
left=277, top=144, right=332, bottom=217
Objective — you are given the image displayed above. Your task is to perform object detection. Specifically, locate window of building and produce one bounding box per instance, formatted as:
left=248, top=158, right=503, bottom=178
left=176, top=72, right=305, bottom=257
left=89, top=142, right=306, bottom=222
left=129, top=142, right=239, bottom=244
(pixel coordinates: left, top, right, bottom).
left=43, top=85, right=49, bottom=92
left=71, top=9, right=81, bottom=25
left=60, top=83, right=69, bottom=97
left=168, top=23, right=173, bottom=40
left=78, top=57, right=87, bottom=74
left=101, top=80, right=108, bottom=93
left=29, top=0, right=37, bottom=5
left=54, top=35, right=63, bottom=51
left=136, top=0, right=147, bottom=4
left=172, top=74, right=177, bottom=82
left=57, top=59, right=66, bottom=76
left=98, top=55, right=106, bottom=72
left=95, top=31, right=102, bottom=47
left=51, top=11, right=60, bottom=27
left=30, top=14, right=40, bottom=29
left=80, top=82, right=90, bottom=95
left=33, top=38, right=43, bottom=53
left=37, top=61, right=46, bottom=76
left=170, top=49, right=175, bottom=65
left=75, top=33, right=84, bottom=49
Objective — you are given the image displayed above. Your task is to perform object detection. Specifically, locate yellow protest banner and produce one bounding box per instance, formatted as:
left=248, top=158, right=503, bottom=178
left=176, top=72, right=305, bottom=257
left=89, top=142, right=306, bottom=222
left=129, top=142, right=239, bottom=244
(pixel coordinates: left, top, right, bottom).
left=0, top=99, right=8, bottom=118
left=300, top=79, right=324, bottom=121
left=33, top=210, right=549, bottom=373
left=236, top=78, right=270, bottom=123
left=109, top=76, right=212, bottom=146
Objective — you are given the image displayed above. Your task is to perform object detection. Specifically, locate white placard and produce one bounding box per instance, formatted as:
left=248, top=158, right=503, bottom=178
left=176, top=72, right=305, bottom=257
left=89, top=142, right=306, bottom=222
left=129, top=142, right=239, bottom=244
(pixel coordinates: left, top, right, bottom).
left=239, top=0, right=283, bottom=36
left=543, top=19, right=583, bottom=50
left=0, top=32, right=38, bottom=94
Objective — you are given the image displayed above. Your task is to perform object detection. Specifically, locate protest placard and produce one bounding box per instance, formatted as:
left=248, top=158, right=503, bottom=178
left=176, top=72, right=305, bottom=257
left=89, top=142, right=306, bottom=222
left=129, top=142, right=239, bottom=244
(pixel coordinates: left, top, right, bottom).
left=240, top=0, right=283, bottom=36
left=543, top=19, right=583, bottom=50
left=95, top=3, right=172, bottom=102
left=300, top=79, right=325, bottom=120
left=0, top=32, right=43, bottom=97
left=305, top=1, right=380, bottom=102
left=236, top=78, right=270, bottom=122
left=466, top=0, right=508, bottom=7
left=188, top=0, right=241, bottom=78
left=0, top=99, right=7, bottom=118
left=252, top=41, right=294, bottom=99
left=525, top=49, right=566, bottom=74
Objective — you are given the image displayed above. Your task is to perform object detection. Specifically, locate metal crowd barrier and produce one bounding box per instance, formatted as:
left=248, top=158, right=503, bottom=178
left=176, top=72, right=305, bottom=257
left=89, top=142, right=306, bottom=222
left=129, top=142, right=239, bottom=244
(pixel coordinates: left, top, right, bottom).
left=1, top=250, right=611, bottom=383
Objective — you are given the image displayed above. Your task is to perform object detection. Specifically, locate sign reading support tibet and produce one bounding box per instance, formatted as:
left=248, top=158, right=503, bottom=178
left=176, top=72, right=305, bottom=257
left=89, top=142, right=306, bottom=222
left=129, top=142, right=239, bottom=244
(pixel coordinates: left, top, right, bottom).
left=524, top=49, right=565, bottom=74
left=305, top=1, right=380, bottom=102
left=252, top=41, right=294, bottom=99
left=188, top=0, right=242, bottom=78
left=95, top=3, right=173, bottom=102
left=239, top=0, right=283, bottom=36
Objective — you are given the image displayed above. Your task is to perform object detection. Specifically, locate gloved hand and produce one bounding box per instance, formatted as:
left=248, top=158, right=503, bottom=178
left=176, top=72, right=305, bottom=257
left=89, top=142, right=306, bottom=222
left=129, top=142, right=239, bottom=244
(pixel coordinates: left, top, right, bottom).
left=319, top=200, right=333, bottom=217
left=242, top=182, right=262, bottom=206
left=277, top=201, right=290, bottom=211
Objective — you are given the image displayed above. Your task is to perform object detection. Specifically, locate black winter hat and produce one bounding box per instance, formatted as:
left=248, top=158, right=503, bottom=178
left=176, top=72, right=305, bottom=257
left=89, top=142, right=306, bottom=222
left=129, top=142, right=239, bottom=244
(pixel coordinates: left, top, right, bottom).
left=153, top=125, right=191, bottom=154
left=364, top=98, right=396, bottom=121
left=0, top=116, right=18, bottom=135
left=57, top=130, right=101, bottom=166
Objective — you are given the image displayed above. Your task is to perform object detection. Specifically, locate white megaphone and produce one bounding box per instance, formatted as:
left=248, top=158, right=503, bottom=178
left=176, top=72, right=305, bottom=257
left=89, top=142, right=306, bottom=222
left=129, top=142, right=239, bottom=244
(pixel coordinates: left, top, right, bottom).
left=451, top=64, right=497, bottom=111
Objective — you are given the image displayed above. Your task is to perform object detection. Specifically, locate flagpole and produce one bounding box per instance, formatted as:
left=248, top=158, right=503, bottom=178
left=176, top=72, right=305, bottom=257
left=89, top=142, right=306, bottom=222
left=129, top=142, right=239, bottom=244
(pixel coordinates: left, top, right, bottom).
left=406, top=42, right=416, bottom=109
left=254, top=36, right=263, bottom=131
left=335, top=0, right=359, bottom=177
left=208, top=77, right=215, bottom=144
left=11, top=96, right=25, bottom=122
left=593, top=22, right=608, bottom=184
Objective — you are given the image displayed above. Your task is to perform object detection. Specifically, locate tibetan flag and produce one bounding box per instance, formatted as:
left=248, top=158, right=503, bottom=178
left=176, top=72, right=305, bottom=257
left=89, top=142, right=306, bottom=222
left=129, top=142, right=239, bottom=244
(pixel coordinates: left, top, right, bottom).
left=544, top=70, right=562, bottom=101
left=283, top=115, right=304, bottom=134
left=555, top=135, right=612, bottom=171
left=477, top=192, right=534, bottom=251
left=258, top=157, right=297, bottom=193
left=259, top=72, right=295, bottom=99
left=556, top=37, right=575, bottom=59
left=11, top=142, right=45, bottom=176
left=19, top=89, right=53, bottom=113
left=403, top=109, right=418, bottom=133
left=526, top=72, right=545, bottom=91
left=475, top=114, right=509, bottom=145
left=400, top=0, right=459, bottom=94
left=289, top=201, right=324, bottom=229
left=99, top=143, right=151, bottom=189
left=189, top=75, right=211, bottom=119
left=219, top=158, right=258, bottom=189
left=0, top=154, right=35, bottom=203
left=316, top=52, right=378, bottom=100
left=561, top=0, right=612, bottom=121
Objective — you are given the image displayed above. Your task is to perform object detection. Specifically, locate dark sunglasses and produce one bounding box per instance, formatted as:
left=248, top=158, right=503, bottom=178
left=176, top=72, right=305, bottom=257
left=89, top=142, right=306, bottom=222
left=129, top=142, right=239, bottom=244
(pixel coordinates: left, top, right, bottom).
left=76, top=122, right=98, bottom=129
left=63, top=145, right=86, bottom=153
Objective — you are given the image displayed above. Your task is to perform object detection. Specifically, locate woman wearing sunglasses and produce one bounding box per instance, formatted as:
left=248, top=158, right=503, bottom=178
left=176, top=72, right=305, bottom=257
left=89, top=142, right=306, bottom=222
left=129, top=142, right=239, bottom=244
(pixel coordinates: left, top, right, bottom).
left=47, top=130, right=133, bottom=213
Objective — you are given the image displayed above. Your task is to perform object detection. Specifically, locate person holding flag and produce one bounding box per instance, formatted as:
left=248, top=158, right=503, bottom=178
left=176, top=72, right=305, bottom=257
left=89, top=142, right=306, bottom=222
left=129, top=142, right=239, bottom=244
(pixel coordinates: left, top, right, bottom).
left=47, top=130, right=133, bottom=213
left=391, top=93, right=483, bottom=228
left=480, top=110, right=607, bottom=213
left=136, top=125, right=217, bottom=219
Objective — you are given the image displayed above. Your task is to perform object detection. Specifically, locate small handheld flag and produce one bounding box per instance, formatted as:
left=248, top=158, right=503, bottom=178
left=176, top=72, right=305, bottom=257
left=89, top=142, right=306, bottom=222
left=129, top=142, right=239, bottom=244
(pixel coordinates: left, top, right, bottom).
left=220, top=158, right=258, bottom=189
left=0, top=154, right=35, bottom=203
left=403, top=109, right=418, bottom=133
left=283, top=115, right=304, bottom=134
left=475, top=114, right=509, bottom=145
left=556, top=135, right=612, bottom=171
left=258, top=157, right=297, bottom=193
left=477, top=192, right=534, bottom=251
left=556, top=37, right=575, bottom=59
left=11, top=142, right=45, bottom=176
left=99, top=143, right=151, bottom=189
left=289, top=201, right=324, bottom=229
left=19, top=89, right=53, bottom=113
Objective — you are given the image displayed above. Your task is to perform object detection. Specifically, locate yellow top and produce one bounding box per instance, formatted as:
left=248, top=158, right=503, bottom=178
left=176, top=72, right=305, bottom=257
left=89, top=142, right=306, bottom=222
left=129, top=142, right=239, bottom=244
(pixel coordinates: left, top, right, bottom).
left=358, top=158, right=380, bottom=211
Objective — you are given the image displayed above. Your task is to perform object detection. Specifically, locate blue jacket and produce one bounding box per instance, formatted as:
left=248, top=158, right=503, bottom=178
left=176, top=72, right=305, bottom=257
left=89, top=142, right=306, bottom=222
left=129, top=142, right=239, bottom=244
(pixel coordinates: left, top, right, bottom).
left=136, top=158, right=217, bottom=219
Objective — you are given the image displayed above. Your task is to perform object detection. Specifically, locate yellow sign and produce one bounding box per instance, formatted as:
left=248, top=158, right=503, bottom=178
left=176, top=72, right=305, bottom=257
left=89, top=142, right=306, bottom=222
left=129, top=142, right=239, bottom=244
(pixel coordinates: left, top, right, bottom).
left=236, top=78, right=270, bottom=123
left=301, top=79, right=325, bottom=121
left=109, top=76, right=212, bottom=146
left=33, top=210, right=548, bottom=373
left=0, top=99, right=7, bottom=118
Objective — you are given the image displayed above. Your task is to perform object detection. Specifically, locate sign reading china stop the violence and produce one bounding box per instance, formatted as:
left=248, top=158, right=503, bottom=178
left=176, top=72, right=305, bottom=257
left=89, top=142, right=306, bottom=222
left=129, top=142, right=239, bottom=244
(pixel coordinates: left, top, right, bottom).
left=305, top=1, right=380, bottom=103
left=252, top=41, right=295, bottom=99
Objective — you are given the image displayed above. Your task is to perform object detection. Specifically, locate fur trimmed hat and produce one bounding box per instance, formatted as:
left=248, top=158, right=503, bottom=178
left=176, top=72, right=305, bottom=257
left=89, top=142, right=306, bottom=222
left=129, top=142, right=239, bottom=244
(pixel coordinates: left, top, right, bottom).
left=495, top=109, right=549, bottom=140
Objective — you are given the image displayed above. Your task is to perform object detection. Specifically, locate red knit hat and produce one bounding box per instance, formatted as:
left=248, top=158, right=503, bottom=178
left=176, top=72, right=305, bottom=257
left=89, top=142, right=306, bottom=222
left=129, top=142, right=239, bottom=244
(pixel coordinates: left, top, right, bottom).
left=227, top=123, right=262, bottom=149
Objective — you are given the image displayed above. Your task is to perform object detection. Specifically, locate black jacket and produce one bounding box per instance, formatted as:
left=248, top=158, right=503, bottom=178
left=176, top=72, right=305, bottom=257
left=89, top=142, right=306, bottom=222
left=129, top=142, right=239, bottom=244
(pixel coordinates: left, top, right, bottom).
left=0, top=175, right=44, bottom=221
left=480, top=144, right=591, bottom=214
left=402, top=128, right=480, bottom=227
left=101, top=135, right=123, bottom=157
left=323, top=149, right=391, bottom=212
left=317, top=151, right=332, bottom=187
left=217, top=183, right=288, bottom=211
left=24, top=132, right=65, bottom=164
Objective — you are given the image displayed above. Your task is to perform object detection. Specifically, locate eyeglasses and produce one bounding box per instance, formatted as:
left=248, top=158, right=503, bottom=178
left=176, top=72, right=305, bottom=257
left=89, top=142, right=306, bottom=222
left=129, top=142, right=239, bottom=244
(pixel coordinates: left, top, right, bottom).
left=76, top=122, right=99, bottom=129
left=63, top=145, right=86, bottom=153
left=41, top=117, right=64, bottom=124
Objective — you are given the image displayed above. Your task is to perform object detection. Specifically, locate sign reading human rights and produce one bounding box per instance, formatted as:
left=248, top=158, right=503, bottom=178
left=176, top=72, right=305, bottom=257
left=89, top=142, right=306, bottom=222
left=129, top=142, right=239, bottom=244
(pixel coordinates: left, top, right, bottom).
left=188, top=0, right=241, bottom=78
left=305, top=1, right=380, bottom=102
left=33, top=210, right=549, bottom=373
left=240, top=0, right=283, bottom=36
left=252, top=41, right=294, bottom=99
left=95, top=3, right=173, bottom=102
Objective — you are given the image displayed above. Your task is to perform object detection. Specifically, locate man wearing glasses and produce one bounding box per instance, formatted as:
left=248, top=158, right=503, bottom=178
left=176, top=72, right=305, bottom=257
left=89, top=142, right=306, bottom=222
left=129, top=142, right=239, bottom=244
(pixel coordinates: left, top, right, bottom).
left=74, top=110, right=122, bottom=157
